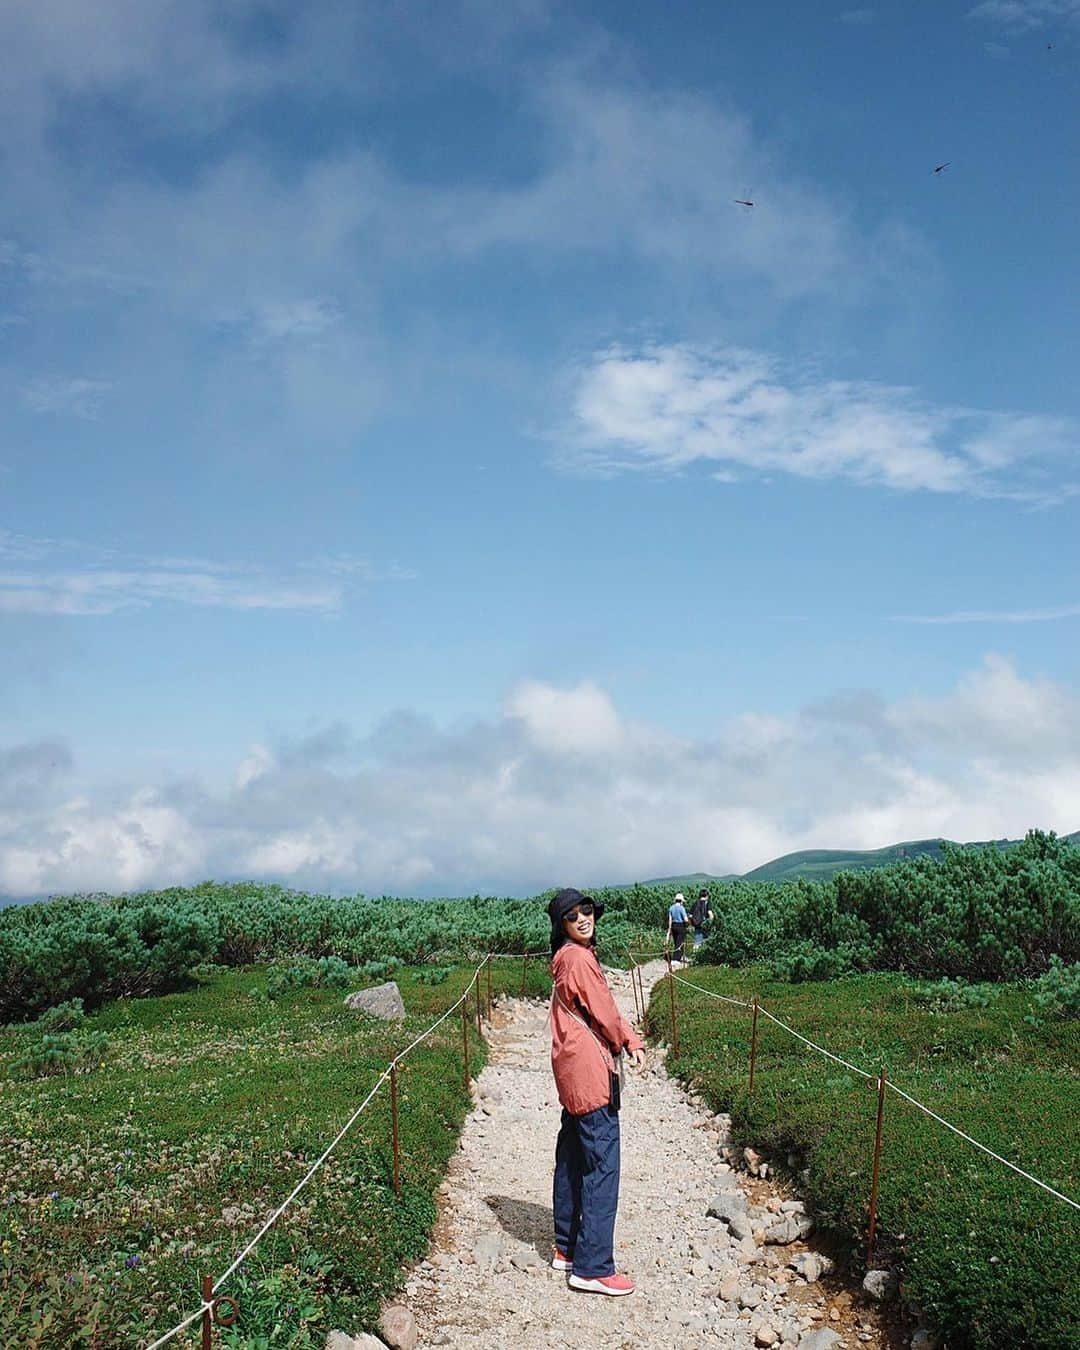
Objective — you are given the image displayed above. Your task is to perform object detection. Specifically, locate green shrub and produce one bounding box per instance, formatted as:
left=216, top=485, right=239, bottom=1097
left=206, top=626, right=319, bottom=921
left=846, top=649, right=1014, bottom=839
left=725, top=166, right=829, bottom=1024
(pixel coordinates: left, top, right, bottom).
left=1029, top=956, right=1080, bottom=1022
left=13, top=1028, right=109, bottom=1079
left=910, top=978, right=1001, bottom=1012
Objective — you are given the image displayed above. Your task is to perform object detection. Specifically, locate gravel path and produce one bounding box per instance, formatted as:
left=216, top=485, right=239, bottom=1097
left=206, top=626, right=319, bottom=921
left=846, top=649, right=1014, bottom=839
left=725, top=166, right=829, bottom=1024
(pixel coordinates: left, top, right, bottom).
left=403, top=962, right=878, bottom=1350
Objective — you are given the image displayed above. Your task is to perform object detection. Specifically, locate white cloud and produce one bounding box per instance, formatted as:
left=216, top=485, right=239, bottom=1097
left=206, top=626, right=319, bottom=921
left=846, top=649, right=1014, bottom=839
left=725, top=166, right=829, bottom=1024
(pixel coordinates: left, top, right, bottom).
left=894, top=602, right=1080, bottom=624
left=507, top=679, right=624, bottom=755
left=2, top=659, right=1078, bottom=897
left=561, top=341, right=1078, bottom=500
left=969, top=1, right=1080, bottom=32
left=21, top=376, right=113, bottom=418
left=0, top=532, right=408, bottom=616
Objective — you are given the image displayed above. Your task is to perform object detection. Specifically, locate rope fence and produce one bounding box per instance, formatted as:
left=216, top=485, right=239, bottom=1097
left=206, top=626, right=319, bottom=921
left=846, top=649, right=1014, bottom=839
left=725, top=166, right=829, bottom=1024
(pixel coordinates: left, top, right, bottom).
left=146, top=956, right=497, bottom=1349
left=147, top=944, right=1075, bottom=1345
left=631, top=952, right=1080, bottom=1258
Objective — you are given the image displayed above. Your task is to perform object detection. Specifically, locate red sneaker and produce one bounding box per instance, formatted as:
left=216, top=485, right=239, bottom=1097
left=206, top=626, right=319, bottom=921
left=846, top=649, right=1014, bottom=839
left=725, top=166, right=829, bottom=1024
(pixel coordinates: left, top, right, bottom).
left=568, top=1272, right=636, bottom=1296
left=551, top=1249, right=572, bottom=1271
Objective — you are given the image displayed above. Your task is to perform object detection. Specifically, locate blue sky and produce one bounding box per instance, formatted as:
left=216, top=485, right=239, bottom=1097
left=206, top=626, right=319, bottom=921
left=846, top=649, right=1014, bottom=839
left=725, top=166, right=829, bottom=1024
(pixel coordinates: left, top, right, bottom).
left=2, top=0, right=1079, bottom=898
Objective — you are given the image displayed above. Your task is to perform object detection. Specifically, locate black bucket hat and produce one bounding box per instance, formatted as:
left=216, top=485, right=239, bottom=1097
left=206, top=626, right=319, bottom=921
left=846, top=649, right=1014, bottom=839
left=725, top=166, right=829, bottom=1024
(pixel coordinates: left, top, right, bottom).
left=548, top=887, right=604, bottom=955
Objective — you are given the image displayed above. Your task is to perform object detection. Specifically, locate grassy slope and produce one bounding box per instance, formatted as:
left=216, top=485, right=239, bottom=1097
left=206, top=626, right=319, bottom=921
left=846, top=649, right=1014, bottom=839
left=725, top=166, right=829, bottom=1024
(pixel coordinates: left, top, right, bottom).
left=645, top=965, right=1080, bottom=1349
left=0, top=961, right=552, bottom=1349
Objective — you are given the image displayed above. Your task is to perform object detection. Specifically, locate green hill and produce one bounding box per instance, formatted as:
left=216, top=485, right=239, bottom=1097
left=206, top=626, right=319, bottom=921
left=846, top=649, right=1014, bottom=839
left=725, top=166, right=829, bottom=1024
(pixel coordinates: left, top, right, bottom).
left=740, top=829, right=1080, bottom=884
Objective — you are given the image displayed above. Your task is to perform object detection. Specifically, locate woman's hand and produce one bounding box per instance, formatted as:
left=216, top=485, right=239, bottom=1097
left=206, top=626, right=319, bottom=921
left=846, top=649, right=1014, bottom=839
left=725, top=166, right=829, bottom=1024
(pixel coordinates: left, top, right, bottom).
left=626, top=1048, right=646, bottom=1072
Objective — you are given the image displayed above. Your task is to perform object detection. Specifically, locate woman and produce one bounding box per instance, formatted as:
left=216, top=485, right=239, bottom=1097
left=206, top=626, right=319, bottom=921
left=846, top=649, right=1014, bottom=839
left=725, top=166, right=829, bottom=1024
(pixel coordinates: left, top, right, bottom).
left=548, top=887, right=645, bottom=1296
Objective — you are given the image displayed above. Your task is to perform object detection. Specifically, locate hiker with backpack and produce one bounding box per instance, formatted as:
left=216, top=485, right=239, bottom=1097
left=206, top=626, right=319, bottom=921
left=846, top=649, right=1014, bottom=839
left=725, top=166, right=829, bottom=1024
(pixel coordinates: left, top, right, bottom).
left=548, top=888, right=646, bottom=1296
left=691, top=889, right=714, bottom=950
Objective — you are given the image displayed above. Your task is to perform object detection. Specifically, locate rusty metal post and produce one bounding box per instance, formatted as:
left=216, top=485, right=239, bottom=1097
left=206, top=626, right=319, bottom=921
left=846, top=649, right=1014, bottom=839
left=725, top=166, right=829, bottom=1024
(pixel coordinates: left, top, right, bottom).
left=461, top=994, right=470, bottom=1087
left=667, top=964, right=679, bottom=1059
left=201, top=1275, right=213, bottom=1350
left=390, top=1063, right=401, bottom=1198
left=867, top=1066, right=887, bottom=1262
left=748, top=998, right=760, bottom=1093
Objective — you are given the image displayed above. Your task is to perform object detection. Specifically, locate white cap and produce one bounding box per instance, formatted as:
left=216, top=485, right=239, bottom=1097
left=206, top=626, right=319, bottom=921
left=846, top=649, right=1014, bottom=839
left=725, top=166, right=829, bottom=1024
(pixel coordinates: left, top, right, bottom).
left=674, top=892, right=685, bottom=901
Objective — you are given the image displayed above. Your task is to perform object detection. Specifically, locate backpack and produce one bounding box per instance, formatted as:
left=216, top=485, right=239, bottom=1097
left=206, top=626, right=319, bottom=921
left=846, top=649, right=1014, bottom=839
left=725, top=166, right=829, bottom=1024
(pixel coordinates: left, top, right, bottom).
left=691, top=897, right=709, bottom=927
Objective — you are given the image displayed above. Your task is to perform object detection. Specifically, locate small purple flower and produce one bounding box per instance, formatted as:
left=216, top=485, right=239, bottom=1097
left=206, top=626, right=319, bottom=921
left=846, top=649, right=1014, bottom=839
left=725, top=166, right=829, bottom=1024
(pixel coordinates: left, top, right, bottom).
left=124, top=1149, right=132, bottom=1157
left=49, top=1191, right=59, bottom=1200
left=125, top=1254, right=141, bottom=1269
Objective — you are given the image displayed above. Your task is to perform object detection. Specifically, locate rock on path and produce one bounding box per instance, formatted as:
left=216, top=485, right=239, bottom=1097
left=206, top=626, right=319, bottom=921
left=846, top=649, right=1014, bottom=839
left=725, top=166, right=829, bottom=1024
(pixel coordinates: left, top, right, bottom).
left=402, top=963, right=869, bottom=1350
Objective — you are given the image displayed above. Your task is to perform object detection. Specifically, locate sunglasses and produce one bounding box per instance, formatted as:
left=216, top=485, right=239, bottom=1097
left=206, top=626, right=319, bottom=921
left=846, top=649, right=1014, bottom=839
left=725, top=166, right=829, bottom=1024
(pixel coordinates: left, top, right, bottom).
left=563, top=903, right=595, bottom=923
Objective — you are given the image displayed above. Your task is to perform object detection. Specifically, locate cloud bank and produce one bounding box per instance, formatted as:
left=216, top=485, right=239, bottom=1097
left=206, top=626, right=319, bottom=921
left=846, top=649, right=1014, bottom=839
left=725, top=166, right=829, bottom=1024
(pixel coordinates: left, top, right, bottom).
left=2, top=657, right=1077, bottom=899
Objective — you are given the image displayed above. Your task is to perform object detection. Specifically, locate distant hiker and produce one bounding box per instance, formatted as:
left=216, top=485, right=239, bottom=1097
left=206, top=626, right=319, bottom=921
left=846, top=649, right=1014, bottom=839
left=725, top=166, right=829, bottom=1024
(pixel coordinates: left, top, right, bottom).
left=548, top=888, right=646, bottom=1296
left=667, top=892, right=689, bottom=965
left=690, top=889, right=714, bottom=950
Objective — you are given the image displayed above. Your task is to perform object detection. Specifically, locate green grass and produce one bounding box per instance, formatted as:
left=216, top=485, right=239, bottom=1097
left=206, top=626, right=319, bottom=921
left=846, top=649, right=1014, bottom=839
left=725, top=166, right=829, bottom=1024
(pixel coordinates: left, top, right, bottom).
left=646, top=964, right=1080, bottom=1349
left=0, top=960, right=552, bottom=1349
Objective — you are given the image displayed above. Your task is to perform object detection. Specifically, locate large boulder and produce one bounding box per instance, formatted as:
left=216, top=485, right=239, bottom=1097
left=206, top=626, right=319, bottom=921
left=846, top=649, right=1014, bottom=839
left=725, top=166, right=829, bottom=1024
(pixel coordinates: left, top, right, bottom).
left=345, top=982, right=405, bottom=1021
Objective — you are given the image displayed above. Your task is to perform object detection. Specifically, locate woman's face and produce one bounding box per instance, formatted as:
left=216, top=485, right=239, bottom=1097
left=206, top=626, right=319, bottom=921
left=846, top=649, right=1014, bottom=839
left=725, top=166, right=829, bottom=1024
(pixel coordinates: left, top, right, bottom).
left=562, top=903, right=595, bottom=946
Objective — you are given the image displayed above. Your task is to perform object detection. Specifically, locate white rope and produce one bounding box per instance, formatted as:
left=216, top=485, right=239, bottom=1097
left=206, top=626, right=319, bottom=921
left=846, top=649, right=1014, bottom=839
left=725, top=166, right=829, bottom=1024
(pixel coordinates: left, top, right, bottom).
left=665, top=972, right=1077, bottom=1212
left=884, top=1080, right=1080, bottom=1210
left=144, top=1301, right=211, bottom=1350
left=668, top=971, right=755, bottom=1012
left=754, top=1004, right=876, bottom=1081
left=144, top=957, right=491, bottom=1349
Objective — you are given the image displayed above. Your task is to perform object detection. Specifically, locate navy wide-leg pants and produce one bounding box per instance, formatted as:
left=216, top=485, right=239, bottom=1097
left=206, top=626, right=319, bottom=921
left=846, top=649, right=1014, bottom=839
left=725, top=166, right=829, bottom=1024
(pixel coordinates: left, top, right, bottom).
left=552, top=1104, right=621, bottom=1278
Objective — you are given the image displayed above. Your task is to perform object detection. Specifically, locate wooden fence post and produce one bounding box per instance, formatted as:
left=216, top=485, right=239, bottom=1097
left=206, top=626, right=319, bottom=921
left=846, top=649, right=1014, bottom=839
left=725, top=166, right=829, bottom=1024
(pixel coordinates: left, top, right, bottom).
left=667, top=964, right=679, bottom=1059
left=521, top=952, right=528, bottom=996
left=475, top=977, right=483, bottom=1037
left=867, top=1067, right=887, bottom=1262
left=390, top=1063, right=401, bottom=1198
left=628, top=952, right=641, bottom=1021
left=485, top=960, right=492, bottom=1021
left=201, top=1275, right=213, bottom=1350
left=748, top=998, right=760, bottom=1093
left=461, top=995, right=470, bottom=1088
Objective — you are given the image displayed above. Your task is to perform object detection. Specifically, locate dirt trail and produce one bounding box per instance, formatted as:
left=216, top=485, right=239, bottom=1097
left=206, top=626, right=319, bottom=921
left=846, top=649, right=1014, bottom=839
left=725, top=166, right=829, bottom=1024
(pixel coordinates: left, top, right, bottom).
left=403, top=962, right=885, bottom=1350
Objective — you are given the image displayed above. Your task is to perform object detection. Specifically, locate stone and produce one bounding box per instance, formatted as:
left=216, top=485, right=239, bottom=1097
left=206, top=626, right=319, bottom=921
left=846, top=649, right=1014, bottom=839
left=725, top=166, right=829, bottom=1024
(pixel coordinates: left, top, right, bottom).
left=789, top=1252, right=833, bottom=1283
left=911, top=1331, right=942, bottom=1350
left=756, top=1326, right=779, bottom=1347
left=780, top=1200, right=806, bottom=1214
left=744, top=1147, right=764, bottom=1175
left=326, top=1335, right=387, bottom=1350
left=718, top=1271, right=741, bottom=1302
left=472, top=1232, right=504, bottom=1266
left=708, top=1191, right=748, bottom=1222
left=800, top=1332, right=843, bottom=1350
left=510, top=1250, right=544, bottom=1270
left=378, top=1305, right=417, bottom=1350
left=765, top=1213, right=814, bottom=1245
left=729, top=1212, right=754, bottom=1242
left=740, top=1286, right=764, bottom=1310
left=862, top=1268, right=898, bottom=1302
left=344, top=982, right=406, bottom=1021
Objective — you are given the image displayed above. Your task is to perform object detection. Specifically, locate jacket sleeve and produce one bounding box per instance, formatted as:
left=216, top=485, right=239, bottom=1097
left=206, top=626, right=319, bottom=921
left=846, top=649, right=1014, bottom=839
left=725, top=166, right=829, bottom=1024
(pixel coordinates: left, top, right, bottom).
left=562, top=949, right=644, bottom=1054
